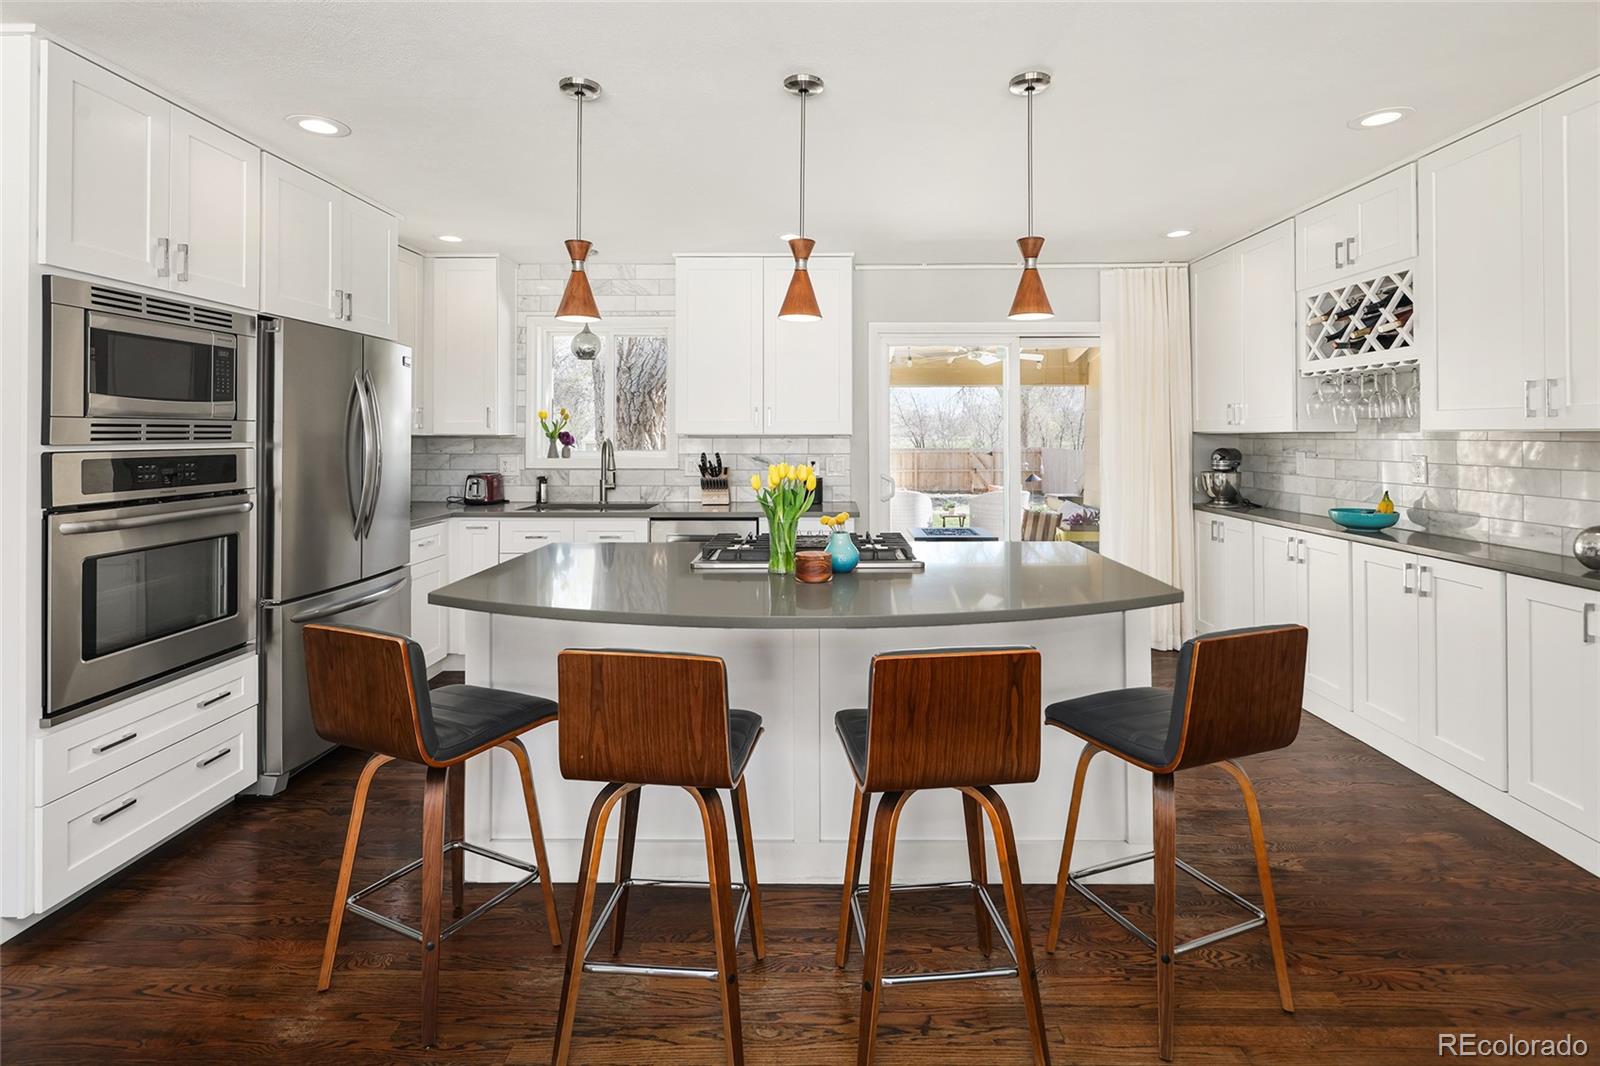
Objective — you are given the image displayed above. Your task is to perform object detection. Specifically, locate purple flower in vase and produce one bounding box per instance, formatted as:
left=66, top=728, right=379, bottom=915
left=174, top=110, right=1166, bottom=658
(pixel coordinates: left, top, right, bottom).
left=558, top=430, right=575, bottom=447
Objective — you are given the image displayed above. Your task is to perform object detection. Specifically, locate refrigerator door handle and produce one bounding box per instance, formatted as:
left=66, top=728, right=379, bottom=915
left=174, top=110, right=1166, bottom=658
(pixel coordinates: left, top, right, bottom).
left=288, top=573, right=408, bottom=624
left=361, top=368, right=385, bottom=539
left=354, top=373, right=379, bottom=539
left=344, top=375, right=365, bottom=538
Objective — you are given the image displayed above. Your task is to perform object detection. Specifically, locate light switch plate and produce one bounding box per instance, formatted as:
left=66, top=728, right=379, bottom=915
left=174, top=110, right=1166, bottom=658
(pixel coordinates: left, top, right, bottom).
left=498, top=455, right=519, bottom=476
left=1410, top=455, right=1428, bottom=484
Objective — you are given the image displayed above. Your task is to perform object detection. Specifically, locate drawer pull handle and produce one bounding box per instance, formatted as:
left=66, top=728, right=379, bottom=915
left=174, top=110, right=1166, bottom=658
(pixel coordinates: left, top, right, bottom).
left=92, top=798, right=138, bottom=825
left=197, top=747, right=233, bottom=769
left=197, top=691, right=232, bottom=709
left=1585, top=603, right=1596, bottom=645
left=92, top=732, right=138, bottom=755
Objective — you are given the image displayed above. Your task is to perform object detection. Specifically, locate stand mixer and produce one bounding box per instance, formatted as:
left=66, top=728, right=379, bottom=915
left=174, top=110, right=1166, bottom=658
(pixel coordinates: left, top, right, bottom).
left=1195, top=447, right=1248, bottom=507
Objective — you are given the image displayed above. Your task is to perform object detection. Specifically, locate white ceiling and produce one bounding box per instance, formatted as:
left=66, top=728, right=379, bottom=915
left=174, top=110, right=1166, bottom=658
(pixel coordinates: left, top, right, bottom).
left=11, top=2, right=1598, bottom=264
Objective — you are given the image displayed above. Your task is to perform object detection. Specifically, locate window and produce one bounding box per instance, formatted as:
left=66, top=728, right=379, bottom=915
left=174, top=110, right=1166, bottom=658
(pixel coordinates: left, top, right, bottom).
left=526, top=317, right=675, bottom=467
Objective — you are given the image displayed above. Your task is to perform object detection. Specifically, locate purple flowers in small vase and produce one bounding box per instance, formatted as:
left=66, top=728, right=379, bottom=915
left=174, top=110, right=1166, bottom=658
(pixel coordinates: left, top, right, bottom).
left=559, top=430, right=574, bottom=458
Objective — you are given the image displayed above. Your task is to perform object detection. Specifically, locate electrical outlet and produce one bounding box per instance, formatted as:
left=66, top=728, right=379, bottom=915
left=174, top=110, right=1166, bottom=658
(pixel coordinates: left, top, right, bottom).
left=1411, top=455, right=1428, bottom=484
left=498, top=455, right=519, bottom=476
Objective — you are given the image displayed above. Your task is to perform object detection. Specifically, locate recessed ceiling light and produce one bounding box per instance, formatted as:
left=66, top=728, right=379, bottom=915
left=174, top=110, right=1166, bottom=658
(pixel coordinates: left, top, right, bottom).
left=286, top=114, right=350, bottom=137
left=1350, top=107, right=1412, bottom=129
left=437, top=234, right=464, bottom=243
left=1165, top=229, right=1193, bottom=239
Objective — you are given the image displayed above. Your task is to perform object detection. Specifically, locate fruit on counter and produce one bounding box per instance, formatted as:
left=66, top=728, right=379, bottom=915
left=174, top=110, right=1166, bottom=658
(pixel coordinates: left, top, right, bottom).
left=1376, top=492, right=1395, bottom=514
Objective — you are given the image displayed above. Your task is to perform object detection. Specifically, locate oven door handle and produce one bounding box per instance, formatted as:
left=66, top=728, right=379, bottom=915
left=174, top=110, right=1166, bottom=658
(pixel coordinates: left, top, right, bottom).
left=57, top=500, right=254, bottom=535
left=288, top=573, right=408, bottom=624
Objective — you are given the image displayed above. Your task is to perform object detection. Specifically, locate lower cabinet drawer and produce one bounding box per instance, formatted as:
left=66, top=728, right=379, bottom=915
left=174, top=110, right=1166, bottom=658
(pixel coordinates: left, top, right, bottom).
left=410, top=525, right=447, bottom=565
left=35, top=707, right=258, bottom=910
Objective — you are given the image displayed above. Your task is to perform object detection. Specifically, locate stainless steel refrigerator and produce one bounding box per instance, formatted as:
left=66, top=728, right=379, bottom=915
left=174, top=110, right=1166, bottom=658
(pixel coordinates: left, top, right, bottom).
left=250, top=318, right=411, bottom=795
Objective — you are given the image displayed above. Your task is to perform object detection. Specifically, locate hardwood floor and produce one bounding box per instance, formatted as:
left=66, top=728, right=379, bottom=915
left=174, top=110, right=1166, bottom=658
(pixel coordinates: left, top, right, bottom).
left=4, top=654, right=1598, bottom=1064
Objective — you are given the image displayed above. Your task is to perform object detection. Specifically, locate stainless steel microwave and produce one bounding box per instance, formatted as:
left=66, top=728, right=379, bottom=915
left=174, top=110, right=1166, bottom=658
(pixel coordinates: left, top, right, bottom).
left=45, top=276, right=256, bottom=445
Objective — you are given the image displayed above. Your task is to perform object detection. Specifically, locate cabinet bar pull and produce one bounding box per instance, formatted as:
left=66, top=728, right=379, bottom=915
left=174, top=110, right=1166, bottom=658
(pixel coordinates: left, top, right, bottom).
left=1345, top=236, right=1357, bottom=266
left=1524, top=379, right=1538, bottom=418
left=345, top=291, right=354, bottom=321
left=156, top=237, right=170, bottom=278
left=197, top=690, right=232, bottom=709
left=1333, top=241, right=1343, bottom=271
left=92, top=797, right=137, bottom=825
left=92, top=732, right=137, bottom=755
left=333, top=288, right=344, bottom=319
left=1546, top=378, right=1559, bottom=418
left=1417, top=564, right=1431, bottom=597
left=176, top=242, right=189, bottom=282
left=1297, top=538, right=1308, bottom=564
left=197, top=747, right=232, bottom=769
left=484, top=405, right=492, bottom=429
left=1285, top=537, right=1294, bottom=562
left=1402, top=561, right=1414, bottom=594
left=1585, top=603, right=1596, bottom=645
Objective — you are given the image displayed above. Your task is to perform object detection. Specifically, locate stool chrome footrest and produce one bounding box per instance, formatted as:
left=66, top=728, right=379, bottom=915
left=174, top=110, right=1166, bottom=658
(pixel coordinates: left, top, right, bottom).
left=850, top=880, right=1020, bottom=986
left=346, top=840, right=540, bottom=944
left=1068, top=851, right=1266, bottom=955
left=581, top=877, right=754, bottom=981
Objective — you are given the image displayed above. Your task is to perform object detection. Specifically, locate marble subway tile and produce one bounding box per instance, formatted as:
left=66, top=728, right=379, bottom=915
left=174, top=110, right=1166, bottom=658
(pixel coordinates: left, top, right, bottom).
left=1523, top=495, right=1600, bottom=528
left=1488, top=519, right=1567, bottom=555
left=1485, top=466, right=1561, bottom=496
left=1524, top=440, right=1600, bottom=470
left=1562, top=470, right=1600, bottom=500
left=1333, top=459, right=1378, bottom=481
left=1296, top=455, right=1336, bottom=478
left=1455, top=440, right=1525, bottom=467
left=1449, top=490, right=1522, bottom=520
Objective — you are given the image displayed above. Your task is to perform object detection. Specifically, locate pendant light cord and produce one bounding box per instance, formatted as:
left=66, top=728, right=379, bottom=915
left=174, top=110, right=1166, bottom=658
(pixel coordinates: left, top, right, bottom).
left=798, top=89, right=807, bottom=238
left=1025, top=87, right=1034, bottom=238
left=575, top=90, right=584, bottom=241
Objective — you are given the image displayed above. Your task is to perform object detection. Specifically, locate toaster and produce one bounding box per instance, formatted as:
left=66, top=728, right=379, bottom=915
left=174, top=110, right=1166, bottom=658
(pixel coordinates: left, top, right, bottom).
left=462, top=472, right=506, bottom=505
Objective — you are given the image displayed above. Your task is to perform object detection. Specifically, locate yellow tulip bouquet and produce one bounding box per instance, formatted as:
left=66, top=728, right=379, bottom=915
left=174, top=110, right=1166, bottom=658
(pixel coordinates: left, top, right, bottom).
left=750, top=461, right=817, bottom=575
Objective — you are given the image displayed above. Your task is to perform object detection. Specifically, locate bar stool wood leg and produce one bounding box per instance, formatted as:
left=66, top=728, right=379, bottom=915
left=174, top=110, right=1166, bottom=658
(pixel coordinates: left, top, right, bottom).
left=731, top=779, right=767, bottom=961
left=420, top=766, right=448, bottom=1048
left=961, top=792, right=993, bottom=956
left=447, top=763, right=465, bottom=918
left=317, top=753, right=392, bottom=992
left=501, top=737, right=563, bottom=949
left=965, top=786, right=1052, bottom=1066
left=1047, top=743, right=1098, bottom=953
left=553, top=782, right=636, bottom=1066
left=1152, top=772, right=1177, bottom=1062
left=836, top=787, right=870, bottom=968
left=857, top=790, right=911, bottom=1066
left=610, top=789, right=642, bottom=956
left=1218, top=760, right=1294, bottom=1013
left=691, top=787, right=746, bottom=1066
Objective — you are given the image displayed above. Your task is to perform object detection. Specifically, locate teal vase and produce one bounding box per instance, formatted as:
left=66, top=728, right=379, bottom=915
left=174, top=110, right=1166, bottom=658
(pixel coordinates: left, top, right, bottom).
left=826, top=530, right=860, bottom=573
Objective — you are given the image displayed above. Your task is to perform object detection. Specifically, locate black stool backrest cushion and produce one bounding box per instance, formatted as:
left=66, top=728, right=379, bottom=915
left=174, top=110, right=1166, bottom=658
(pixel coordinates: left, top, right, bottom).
left=557, top=648, right=736, bottom=788
left=1166, top=624, right=1308, bottom=771
left=863, top=645, right=1041, bottom=791
left=302, top=623, right=438, bottom=765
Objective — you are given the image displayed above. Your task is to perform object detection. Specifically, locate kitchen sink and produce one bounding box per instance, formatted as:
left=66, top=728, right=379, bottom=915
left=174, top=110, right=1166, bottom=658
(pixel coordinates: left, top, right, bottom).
left=516, top=502, right=659, bottom=513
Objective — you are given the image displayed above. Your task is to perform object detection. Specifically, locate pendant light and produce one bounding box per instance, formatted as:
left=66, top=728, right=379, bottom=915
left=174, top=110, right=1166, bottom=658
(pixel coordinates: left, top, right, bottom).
left=1007, top=70, right=1054, bottom=321
left=556, top=76, right=602, bottom=323
left=779, top=73, right=824, bottom=321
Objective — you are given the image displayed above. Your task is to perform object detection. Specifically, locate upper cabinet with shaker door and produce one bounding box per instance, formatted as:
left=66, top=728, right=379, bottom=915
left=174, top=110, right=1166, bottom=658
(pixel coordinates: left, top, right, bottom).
left=39, top=43, right=259, bottom=309
left=1541, top=78, right=1600, bottom=428
left=1295, top=165, right=1417, bottom=291
left=1190, top=247, right=1242, bottom=433
left=1190, top=220, right=1295, bottom=433
left=395, top=247, right=428, bottom=431
left=674, top=254, right=854, bottom=436
left=426, top=255, right=514, bottom=436
left=261, top=154, right=398, bottom=337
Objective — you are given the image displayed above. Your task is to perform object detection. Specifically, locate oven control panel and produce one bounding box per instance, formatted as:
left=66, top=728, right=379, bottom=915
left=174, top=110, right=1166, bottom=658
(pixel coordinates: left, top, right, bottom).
left=48, top=451, right=249, bottom=508
left=212, top=348, right=235, bottom=402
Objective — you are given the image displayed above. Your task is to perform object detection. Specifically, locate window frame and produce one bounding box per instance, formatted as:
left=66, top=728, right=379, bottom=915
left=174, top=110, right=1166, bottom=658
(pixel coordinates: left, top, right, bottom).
left=523, top=314, right=678, bottom=470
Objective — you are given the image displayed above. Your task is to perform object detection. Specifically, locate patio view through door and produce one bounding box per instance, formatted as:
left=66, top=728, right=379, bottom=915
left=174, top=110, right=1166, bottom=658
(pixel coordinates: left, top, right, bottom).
left=870, top=326, right=1102, bottom=545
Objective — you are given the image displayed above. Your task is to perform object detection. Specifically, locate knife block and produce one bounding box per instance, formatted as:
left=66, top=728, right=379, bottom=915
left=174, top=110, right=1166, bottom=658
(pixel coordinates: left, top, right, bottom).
left=700, top=476, right=731, bottom=506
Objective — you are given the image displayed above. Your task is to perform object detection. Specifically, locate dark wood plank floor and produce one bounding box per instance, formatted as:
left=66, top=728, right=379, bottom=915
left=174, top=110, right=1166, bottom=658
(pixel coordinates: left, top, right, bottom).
left=4, top=654, right=1598, bottom=1064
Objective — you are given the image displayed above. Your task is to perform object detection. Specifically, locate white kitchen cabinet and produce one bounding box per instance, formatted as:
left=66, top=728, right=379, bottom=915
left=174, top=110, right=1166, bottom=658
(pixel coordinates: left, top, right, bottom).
left=409, top=556, right=448, bottom=667
left=1253, top=524, right=1352, bottom=714
left=1419, top=109, right=1543, bottom=429
left=396, top=247, right=427, bottom=429
left=499, top=518, right=573, bottom=555
left=261, top=153, right=398, bottom=336
left=426, top=256, right=515, bottom=436
left=761, top=256, right=854, bottom=435
left=1191, top=221, right=1295, bottom=432
left=1542, top=79, right=1600, bottom=428
left=39, top=43, right=261, bottom=309
left=572, top=518, right=649, bottom=543
left=1194, top=512, right=1253, bottom=633
left=1352, top=543, right=1422, bottom=740
left=1296, top=165, right=1416, bottom=290
left=1507, top=576, right=1600, bottom=838
left=1417, top=558, right=1507, bottom=789
left=448, top=519, right=505, bottom=653
left=674, top=254, right=854, bottom=436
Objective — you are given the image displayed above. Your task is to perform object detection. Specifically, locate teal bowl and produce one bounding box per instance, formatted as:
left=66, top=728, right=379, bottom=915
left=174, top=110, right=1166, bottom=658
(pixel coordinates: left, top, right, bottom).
left=1328, top=507, right=1399, bottom=531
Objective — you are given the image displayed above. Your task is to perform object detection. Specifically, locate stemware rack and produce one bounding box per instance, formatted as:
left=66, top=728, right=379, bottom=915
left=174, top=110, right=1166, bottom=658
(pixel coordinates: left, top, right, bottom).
left=1300, top=266, right=1416, bottom=376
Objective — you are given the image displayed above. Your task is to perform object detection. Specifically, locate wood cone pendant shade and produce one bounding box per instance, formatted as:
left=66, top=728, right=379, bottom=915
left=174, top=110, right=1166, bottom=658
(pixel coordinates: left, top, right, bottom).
left=1008, top=70, right=1053, bottom=321
left=779, top=73, right=824, bottom=320
left=556, top=76, right=602, bottom=323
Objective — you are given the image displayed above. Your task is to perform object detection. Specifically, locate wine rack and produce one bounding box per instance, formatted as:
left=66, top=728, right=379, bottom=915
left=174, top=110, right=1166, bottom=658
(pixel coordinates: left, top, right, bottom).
left=1301, top=267, right=1416, bottom=375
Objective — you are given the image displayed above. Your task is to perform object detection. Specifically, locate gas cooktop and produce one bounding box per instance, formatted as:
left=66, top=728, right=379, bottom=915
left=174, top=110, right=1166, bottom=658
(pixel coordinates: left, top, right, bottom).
left=690, top=532, right=924, bottom=572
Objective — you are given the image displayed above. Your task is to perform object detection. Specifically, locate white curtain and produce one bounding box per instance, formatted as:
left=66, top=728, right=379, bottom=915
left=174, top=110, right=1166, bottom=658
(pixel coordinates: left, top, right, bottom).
left=1099, top=267, right=1195, bottom=649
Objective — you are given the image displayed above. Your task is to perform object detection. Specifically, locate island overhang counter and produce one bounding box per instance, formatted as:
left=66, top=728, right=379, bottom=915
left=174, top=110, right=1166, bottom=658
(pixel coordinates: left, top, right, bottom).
left=432, top=540, right=1183, bottom=885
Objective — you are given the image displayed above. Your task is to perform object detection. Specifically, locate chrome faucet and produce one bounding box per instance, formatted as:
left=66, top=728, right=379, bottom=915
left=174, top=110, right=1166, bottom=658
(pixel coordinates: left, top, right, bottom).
left=598, top=437, right=617, bottom=505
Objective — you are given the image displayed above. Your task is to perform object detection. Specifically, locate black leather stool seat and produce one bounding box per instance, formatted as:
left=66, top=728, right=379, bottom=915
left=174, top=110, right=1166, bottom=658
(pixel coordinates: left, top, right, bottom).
left=427, top=685, right=558, bottom=762
left=1045, top=687, right=1176, bottom=767
left=728, top=709, right=764, bottom=781
left=833, top=708, right=870, bottom=783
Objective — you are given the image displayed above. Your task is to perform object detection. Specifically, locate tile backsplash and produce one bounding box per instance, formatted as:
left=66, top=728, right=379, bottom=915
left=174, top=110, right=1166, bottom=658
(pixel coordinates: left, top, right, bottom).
left=411, top=262, right=852, bottom=504
left=1203, top=420, right=1600, bottom=558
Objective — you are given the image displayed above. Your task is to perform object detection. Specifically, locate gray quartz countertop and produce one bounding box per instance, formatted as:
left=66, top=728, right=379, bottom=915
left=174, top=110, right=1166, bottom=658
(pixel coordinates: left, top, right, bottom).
left=1198, top=503, right=1600, bottom=591
left=410, top=499, right=862, bottom=529
left=429, top=540, right=1183, bottom=629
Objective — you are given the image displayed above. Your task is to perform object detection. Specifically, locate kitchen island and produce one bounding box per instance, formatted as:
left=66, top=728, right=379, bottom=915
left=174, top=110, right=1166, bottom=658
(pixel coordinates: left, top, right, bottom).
left=432, top=540, right=1182, bottom=884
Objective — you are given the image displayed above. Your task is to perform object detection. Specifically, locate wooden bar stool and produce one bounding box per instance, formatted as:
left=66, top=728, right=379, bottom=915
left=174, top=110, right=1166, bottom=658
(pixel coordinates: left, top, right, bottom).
left=552, top=649, right=766, bottom=1066
left=833, top=646, right=1051, bottom=1066
left=1044, top=623, right=1308, bottom=1060
left=302, top=623, right=562, bottom=1048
